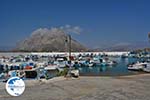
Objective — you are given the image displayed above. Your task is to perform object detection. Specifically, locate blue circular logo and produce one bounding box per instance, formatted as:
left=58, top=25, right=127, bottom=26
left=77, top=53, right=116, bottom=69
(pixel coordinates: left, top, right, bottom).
left=6, top=77, right=25, bottom=96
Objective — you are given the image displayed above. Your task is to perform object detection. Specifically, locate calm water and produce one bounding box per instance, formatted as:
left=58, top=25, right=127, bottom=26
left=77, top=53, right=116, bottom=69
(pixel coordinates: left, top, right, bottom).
left=79, top=57, right=141, bottom=76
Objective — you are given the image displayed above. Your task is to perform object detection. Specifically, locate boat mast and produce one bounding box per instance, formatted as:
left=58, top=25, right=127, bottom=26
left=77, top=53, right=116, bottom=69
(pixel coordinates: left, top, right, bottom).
left=66, top=34, right=72, bottom=77
left=68, top=34, right=71, bottom=60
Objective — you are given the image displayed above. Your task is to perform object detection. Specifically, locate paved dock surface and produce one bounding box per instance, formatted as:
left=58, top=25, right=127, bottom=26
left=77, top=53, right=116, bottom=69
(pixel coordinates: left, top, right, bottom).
left=0, top=74, right=150, bottom=100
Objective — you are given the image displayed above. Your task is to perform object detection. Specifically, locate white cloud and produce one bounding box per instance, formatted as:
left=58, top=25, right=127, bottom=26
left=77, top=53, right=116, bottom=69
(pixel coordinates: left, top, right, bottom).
left=31, top=25, right=83, bottom=36
left=31, top=28, right=49, bottom=36
left=61, top=25, right=82, bottom=34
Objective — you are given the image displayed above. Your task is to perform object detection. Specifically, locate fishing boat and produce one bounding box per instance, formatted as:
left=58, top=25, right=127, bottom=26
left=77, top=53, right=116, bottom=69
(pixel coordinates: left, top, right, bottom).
left=70, top=69, right=79, bottom=78
left=106, top=61, right=117, bottom=66
left=142, top=63, right=150, bottom=72
left=128, top=62, right=147, bottom=71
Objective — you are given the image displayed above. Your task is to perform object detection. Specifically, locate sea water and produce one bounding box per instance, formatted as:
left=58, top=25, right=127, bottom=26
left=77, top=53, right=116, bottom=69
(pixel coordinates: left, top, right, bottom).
left=79, top=57, right=140, bottom=76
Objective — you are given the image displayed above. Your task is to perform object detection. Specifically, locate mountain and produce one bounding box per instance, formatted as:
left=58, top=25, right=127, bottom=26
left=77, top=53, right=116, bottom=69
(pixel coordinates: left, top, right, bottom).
left=99, top=42, right=150, bottom=51
left=15, top=28, right=87, bottom=52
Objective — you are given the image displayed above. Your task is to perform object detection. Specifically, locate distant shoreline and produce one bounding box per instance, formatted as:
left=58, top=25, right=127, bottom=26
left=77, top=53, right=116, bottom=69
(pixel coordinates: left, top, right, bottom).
left=0, top=51, right=129, bottom=57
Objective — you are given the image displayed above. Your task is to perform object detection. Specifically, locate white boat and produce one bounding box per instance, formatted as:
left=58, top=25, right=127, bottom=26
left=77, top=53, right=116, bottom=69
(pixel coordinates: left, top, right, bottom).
left=44, top=65, right=58, bottom=70
left=128, top=62, right=147, bottom=71
left=142, top=63, right=150, bottom=72
left=88, top=63, right=94, bottom=67
left=44, top=65, right=58, bottom=79
left=106, top=61, right=117, bottom=66
left=89, top=57, right=101, bottom=66
left=54, top=57, right=67, bottom=68
left=71, top=69, right=79, bottom=77
left=54, top=60, right=66, bottom=68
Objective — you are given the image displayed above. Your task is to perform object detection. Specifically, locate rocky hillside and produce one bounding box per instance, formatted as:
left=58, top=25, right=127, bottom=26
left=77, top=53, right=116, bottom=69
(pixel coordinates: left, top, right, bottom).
left=15, top=28, right=87, bottom=52
left=102, top=42, right=150, bottom=51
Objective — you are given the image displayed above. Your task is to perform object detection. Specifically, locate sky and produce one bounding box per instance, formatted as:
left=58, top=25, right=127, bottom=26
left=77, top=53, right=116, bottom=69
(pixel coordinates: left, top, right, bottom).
left=0, top=0, right=150, bottom=48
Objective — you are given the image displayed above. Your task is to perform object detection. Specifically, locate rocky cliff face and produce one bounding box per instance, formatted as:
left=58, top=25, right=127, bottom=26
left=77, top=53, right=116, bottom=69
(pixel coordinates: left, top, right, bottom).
left=15, top=28, right=87, bottom=52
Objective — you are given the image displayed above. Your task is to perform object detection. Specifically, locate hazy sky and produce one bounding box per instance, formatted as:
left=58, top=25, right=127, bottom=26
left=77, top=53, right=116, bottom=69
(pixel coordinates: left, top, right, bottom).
left=0, top=0, right=150, bottom=48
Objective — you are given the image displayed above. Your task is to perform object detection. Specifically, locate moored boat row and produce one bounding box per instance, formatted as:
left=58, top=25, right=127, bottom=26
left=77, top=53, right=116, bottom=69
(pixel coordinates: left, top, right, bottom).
left=0, top=53, right=118, bottom=81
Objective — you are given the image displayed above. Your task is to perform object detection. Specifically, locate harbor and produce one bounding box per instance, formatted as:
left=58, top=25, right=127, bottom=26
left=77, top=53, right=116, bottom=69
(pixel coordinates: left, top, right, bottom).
left=1, top=0, right=150, bottom=99
left=0, top=51, right=149, bottom=81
